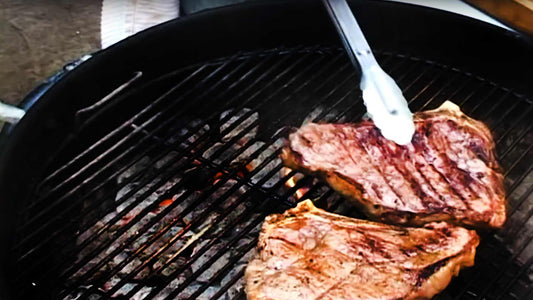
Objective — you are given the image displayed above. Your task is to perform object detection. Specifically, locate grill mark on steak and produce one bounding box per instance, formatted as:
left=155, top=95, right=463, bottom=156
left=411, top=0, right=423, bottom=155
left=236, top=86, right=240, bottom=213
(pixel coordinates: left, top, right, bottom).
left=415, top=130, right=476, bottom=213
left=424, top=131, right=484, bottom=214
left=340, top=129, right=405, bottom=207
left=373, top=132, right=445, bottom=211
left=437, top=121, right=498, bottom=206
left=245, top=200, right=479, bottom=300
left=350, top=129, right=406, bottom=208
left=405, top=136, right=463, bottom=212
left=282, top=101, right=506, bottom=228
left=415, top=257, right=451, bottom=287
left=363, top=128, right=424, bottom=208
left=428, top=161, right=474, bottom=213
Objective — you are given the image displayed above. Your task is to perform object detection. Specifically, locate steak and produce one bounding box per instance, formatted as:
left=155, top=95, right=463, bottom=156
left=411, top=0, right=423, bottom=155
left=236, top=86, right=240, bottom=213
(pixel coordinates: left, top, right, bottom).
left=245, top=200, right=479, bottom=300
left=281, top=101, right=506, bottom=228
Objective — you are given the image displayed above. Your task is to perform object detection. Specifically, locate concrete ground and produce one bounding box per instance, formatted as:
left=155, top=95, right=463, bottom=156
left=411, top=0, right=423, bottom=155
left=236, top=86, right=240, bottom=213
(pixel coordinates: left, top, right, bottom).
left=0, top=0, right=101, bottom=105
left=0, top=0, right=247, bottom=105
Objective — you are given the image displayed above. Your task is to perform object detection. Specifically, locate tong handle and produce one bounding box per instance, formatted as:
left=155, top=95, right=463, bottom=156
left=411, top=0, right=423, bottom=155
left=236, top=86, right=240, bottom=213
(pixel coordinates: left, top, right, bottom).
left=322, top=0, right=378, bottom=73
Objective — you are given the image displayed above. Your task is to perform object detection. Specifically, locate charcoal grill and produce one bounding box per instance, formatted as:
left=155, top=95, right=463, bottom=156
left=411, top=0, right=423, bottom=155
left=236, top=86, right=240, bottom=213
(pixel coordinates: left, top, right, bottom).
left=0, top=1, right=532, bottom=299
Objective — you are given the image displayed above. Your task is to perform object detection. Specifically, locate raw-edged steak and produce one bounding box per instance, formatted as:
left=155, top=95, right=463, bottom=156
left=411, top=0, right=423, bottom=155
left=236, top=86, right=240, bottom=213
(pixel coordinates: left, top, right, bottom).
left=282, top=101, right=506, bottom=228
left=245, top=200, right=479, bottom=300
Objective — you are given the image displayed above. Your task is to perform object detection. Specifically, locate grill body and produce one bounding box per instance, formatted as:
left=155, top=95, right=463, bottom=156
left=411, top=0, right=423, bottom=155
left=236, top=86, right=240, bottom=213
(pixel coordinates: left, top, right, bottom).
left=0, top=1, right=532, bottom=299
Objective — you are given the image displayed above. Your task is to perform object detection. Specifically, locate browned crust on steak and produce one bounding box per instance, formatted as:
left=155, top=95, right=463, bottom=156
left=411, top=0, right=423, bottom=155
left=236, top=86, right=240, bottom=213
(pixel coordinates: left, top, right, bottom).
left=245, top=200, right=479, bottom=300
left=281, top=101, right=506, bottom=228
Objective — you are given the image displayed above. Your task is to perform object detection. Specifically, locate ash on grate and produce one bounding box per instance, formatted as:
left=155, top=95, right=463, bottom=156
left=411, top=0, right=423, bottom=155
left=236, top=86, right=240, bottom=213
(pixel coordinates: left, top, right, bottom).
left=63, top=106, right=324, bottom=299
left=203, top=108, right=259, bottom=164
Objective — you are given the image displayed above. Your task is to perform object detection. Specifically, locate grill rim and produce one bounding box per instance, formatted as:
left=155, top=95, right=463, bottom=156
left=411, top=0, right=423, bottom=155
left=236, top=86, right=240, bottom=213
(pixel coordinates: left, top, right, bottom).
left=2, top=0, right=533, bottom=299
left=7, top=46, right=533, bottom=300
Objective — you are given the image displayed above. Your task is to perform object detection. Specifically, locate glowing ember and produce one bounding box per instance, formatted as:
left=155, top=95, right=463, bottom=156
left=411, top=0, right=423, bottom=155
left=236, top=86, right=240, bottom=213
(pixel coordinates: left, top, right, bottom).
left=282, top=167, right=309, bottom=200
left=159, top=198, right=174, bottom=207
left=213, top=172, right=225, bottom=185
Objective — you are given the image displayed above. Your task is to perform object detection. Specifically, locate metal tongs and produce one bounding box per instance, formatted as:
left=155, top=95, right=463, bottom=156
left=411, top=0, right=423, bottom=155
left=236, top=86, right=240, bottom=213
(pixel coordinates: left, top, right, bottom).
left=322, top=0, right=415, bottom=145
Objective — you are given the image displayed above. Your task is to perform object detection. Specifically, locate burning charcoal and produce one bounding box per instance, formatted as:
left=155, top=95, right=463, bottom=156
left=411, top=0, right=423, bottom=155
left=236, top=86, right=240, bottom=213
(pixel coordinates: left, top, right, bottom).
left=211, top=202, right=249, bottom=238
left=206, top=178, right=248, bottom=212
left=131, top=286, right=153, bottom=300
left=181, top=166, right=215, bottom=191
left=63, top=90, right=371, bottom=300
left=117, top=156, right=151, bottom=185
left=168, top=119, right=210, bottom=146
left=220, top=108, right=258, bottom=143
left=111, top=282, right=137, bottom=298
left=220, top=262, right=247, bottom=292
left=177, top=280, right=203, bottom=299
left=231, top=141, right=264, bottom=166
left=154, top=151, right=179, bottom=169
left=224, top=277, right=246, bottom=299
left=250, top=158, right=282, bottom=189
left=196, top=251, right=232, bottom=284
left=198, top=286, right=220, bottom=299
left=202, top=142, right=224, bottom=162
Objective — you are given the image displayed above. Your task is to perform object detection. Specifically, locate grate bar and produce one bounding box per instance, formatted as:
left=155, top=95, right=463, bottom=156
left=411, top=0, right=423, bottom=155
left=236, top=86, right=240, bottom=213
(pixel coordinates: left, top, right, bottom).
left=413, top=72, right=461, bottom=110
left=399, top=64, right=437, bottom=100
left=210, top=267, right=245, bottom=300
left=138, top=86, right=365, bottom=299
left=62, top=49, right=350, bottom=296
left=15, top=48, right=312, bottom=284
left=399, top=64, right=439, bottom=102
left=418, top=73, right=471, bottom=111
left=36, top=64, right=207, bottom=189
left=509, top=168, right=533, bottom=214
left=179, top=241, right=258, bottom=300
left=121, top=166, right=293, bottom=300
left=17, top=53, right=243, bottom=238
left=456, top=80, right=488, bottom=107
left=13, top=48, right=308, bottom=268
left=118, top=75, right=364, bottom=298
left=504, top=144, right=532, bottom=178
left=506, top=185, right=533, bottom=232
left=455, top=163, right=533, bottom=298
left=405, top=65, right=454, bottom=109
left=494, top=256, right=533, bottom=300
left=498, top=122, right=533, bottom=159
left=496, top=100, right=532, bottom=139
left=8, top=48, right=533, bottom=300
left=474, top=233, right=533, bottom=299
left=13, top=50, right=286, bottom=259
left=455, top=201, right=533, bottom=300
left=486, top=103, right=530, bottom=140
left=79, top=49, right=375, bottom=297
left=118, top=158, right=296, bottom=299
left=406, top=66, right=448, bottom=105
left=83, top=121, right=292, bottom=297
left=479, top=92, right=513, bottom=121
left=469, top=84, right=501, bottom=113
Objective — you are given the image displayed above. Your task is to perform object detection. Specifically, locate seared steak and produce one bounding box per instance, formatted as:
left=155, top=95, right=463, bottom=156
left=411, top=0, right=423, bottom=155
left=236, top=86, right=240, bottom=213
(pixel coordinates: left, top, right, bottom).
left=245, top=200, right=479, bottom=300
left=282, top=101, right=506, bottom=228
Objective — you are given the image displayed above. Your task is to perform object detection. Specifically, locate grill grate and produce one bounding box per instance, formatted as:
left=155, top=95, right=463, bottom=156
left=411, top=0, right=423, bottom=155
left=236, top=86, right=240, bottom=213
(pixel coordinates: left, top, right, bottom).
left=7, top=47, right=533, bottom=299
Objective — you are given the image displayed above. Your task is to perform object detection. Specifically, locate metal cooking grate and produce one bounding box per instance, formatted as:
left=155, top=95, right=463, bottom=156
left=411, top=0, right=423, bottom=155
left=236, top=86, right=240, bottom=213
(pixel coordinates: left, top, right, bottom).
left=7, top=47, right=533, bottom=300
